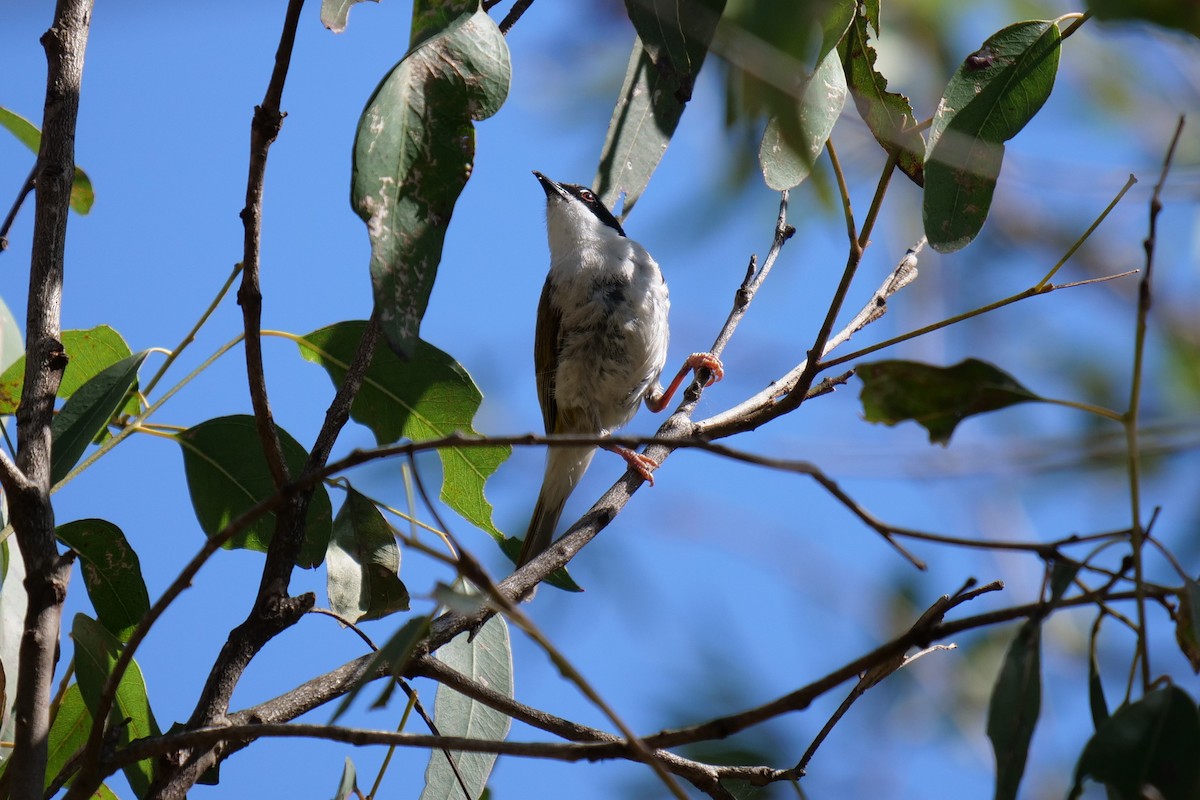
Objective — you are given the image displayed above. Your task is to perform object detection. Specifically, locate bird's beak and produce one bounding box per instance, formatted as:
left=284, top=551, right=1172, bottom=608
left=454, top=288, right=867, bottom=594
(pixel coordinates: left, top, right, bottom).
left=533, top=171, right=567, bottom=200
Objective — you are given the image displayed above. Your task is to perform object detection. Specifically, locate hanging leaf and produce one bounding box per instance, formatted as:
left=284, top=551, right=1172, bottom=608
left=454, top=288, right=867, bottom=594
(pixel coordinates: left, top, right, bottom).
left=331, top=756, right=359, bottom=800
left=56, top=519, right=150, bottom=642
left=1069, top=686, right=1200, bottom=800
left=43, top=684, right=90, bottom=792
left=987, top=621, right=1042, bottom=800
left=352, top=7, right=510, bottom=359
left=421, top=615, right=513, bottom=800
left=0, top=326, right=134, bottom=414
left=176, top=416, right=333, bottom=568
left=839, top=6, right=924, bottom=185
left=1175, top=578, right=1200, bottom=673
left=297, top=321, right=509, bottom=540
left=0, top=105, right=94, bottom=214
left=331, top=614, right=431, bottom=723
left=327, top=489, right=410, bottom=624
left=321, top=0, right=377, bottom=33
left=50, top=351, right=147, bottom=484
left=858, top=358, right=1043, bottom=446
left=759, top=47, right=847, bottom=190
left=72, top=614, right=160, bottom=797
left=923, top=20, right=1062, bottom=253
left=594, top=0, right=728, bottom=215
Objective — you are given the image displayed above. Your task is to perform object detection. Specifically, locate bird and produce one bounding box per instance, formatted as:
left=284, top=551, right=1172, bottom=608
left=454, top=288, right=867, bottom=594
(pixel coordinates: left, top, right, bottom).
left=516, top=171, right=723, bottom=568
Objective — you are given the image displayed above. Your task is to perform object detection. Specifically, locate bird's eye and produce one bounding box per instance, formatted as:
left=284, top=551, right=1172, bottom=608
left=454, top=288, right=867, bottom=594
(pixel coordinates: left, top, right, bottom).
left=579, top=190, right=595, bottom=202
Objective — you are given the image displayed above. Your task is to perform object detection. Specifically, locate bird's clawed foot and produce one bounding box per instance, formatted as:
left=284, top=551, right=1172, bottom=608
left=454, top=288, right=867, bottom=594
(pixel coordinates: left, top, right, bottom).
left=606, top=444, right=659, bottom=485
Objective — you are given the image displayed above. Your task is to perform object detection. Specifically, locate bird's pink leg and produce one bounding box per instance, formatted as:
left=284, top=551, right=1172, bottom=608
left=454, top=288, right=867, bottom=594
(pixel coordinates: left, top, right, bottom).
left=645, top=352, right=724, bottom=413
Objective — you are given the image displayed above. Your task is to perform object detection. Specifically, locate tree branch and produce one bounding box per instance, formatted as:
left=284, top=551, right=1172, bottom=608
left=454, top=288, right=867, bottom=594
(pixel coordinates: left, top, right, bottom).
left=6, top=3, right=93, bottom=799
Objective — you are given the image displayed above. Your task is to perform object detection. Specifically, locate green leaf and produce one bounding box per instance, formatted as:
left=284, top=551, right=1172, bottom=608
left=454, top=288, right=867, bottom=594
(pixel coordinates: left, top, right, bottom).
left=332, top=614, right=431, bottom=723
left=332, top=756, right=359, bottom=800
left=327, top=489, right=410, bottom=624
left=421, top=616, right=513, bottom=800
left=923, top=20, right=1062, bottom=253
left=352, top=8, right=510, bottom=359
left=72, top=613, right=160, bottom=796
left=1088, top=619, right=1109, bottom=729
left=0, top=326, right=135, bottom=415
left=759, top=46, right=847, bottom=190
left=594, top=0, right=727, bottom=215
left=297, top=321, right=509, bottom=540
left=320, top=0, right=377, bottom=33
left=56, top=520, right=150, bottom=643
left=1069, top=686, right=1200, bottom=800
left=1048, top=558, right=1080, bottom=603
left=839, top=6, right=924, bottom=186
left=1175, top=578, right=1200, bottom=673
left=176, top=416, right=333, bottom=568
left=0, top=105, right=95, bottom=214
left=50, top=351, right=147, bottom=484
left=987, top=621, right=1041, bottom=800
left=1086, top=0, right=1200, bottom=38
left=44, top=684, right=90, bottom=792
left=0, top=536, right=25, bottom=769
left=858, top=358, right=1043, bottom=446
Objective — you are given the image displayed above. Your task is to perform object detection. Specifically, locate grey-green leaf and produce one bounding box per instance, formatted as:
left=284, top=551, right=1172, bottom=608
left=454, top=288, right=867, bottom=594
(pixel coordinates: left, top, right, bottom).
left=51, top=351, right=147, bottom=484
left=759, top=46, right=847, bottom=190
left=72, top=613, right=160, bottom=796
left=421, top=616, right=513, bottom=800
left=56, top=519, right=150, bottom=643
left=858, top=358, right=1043, bottom=446
left=923, top=20, right=1062, bottom=253
left=987, top=621, right=1041, bottom=800
left=1069, top=686, right=1200, bottom=800
left=352, top=8, right=510, bottom=359
left=176, top=415, right=333, bottom=568
left=297, top=321, right=509, bottom=540
left=321, top=0, right=376, bottom=33
left=327, top=489, right=410, bottom=624
left=332, top=756, right=358, bottom=800
left=594, top=0, right=727, bottom=215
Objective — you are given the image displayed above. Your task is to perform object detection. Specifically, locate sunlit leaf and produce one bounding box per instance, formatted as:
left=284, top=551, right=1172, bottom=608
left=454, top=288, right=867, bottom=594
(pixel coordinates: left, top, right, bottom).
left=50, top=351, right=147, bottom=484
left=924, top=20, right=1062, bottom=253
left=1069, top=686, right=1200, bottom=800
left=176, top=416, right=333, bottom=568
left=858, top=358, right=1043, bottom=446
left=327, top=489, right=410, bottom=623
left=421, top=615, right=513, bottom=800
left=72, top=614, right=160, bottom=796
left=987, top=621, right=1041, bottom=800
left=320, top=0, right=377, bottom=33
left=57, top=519, right=150, bottom=642
left=43, top=684, right=90, bottom=792
left=297, top=321, right=509, bottom=540
left=759, top=47, right=847, bottom=190
left=0, top=105, right=94, bottom=214
left=0, top=326, right=134, bottom=414
left=352, top=7, right=510, bottom=359
left=594, top=0, right=727, bottom=215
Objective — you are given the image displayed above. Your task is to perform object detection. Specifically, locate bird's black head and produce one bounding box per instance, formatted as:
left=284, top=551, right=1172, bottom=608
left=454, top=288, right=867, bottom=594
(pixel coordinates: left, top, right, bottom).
left=533, top=171, right=625, bottom=237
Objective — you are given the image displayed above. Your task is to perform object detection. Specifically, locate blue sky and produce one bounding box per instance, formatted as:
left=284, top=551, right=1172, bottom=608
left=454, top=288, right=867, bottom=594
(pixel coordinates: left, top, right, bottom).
left=3, top=1, right=1199, bottom=798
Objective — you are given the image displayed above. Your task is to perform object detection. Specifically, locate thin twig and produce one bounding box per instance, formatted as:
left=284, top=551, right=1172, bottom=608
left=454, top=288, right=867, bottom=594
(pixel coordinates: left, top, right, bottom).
left=498, top=0, right=534, bottom=34
left=0, top=164, right=36, bottom=253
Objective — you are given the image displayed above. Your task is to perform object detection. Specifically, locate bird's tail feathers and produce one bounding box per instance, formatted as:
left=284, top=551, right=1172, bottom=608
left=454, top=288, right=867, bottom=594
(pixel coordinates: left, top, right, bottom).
left=516, top=446, right=595, bottom=567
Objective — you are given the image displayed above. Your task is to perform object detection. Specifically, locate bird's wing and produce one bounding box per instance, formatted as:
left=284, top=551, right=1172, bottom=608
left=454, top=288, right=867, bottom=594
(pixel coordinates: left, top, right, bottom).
left=534, top=275, right=561, bottom=434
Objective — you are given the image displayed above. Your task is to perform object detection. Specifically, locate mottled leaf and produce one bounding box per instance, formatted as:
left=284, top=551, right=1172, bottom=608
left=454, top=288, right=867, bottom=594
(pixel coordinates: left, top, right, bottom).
left=594, top=0, right=727, bottom=215
left=0, top=105, right=94, bottom=214
left=924, top=20, right=1062, bottom=253
left=987, top=621, right=1041, bottom=800
left=327, top=489, right=410, bottom=623
left=1069, top=686, right=1200, bottom=800
left=297, top=321, right=508, bottom=540
left=352, top=8, right=510, bottom=359
left=421, top=615, right=513, bottom=800
left=57, top=519, right=150, bottom=642
left=176, top=416, right=333, bottom=568
left=72, top=614, right=160, bottom=796
left=858, top=358, right=1043, bottom=446
left=0, top=326, right=134, bottom=414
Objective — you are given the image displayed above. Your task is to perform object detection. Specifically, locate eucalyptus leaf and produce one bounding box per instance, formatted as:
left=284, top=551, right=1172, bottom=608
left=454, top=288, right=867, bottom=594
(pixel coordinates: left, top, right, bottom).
left=0, top=326, right=134, bottom=415
left=352, top=8, right=510, bottom=359
left=421, top=616, right=513, bottom=800
left=1175, top=578, right=1200, bottom=673
left=320, top=0, right=376, bottom=33
left=332, top=614, right=432, bottom=722
left=43, top=684, right=90, bottom=792
left=987, top=621, right=1041, bottom=800
left=0, top=105, right=94, bottom=214
left=56, top=519, right=150, bottom=642
left=327, top=489, right=410, bottom=623
left=72, top=614, right=160, bottom=796
left=858, top=358, right=1043, bottom=446
left=924, top=20, right=1062, bottom=253
left=50, top=351, right=147, bottom=484
left=176, top=416, right=333, bottom=568
left=759, top=46, right=847, bottom=190
left=297, top=321, right=509, bottom=540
